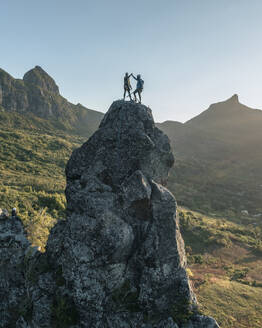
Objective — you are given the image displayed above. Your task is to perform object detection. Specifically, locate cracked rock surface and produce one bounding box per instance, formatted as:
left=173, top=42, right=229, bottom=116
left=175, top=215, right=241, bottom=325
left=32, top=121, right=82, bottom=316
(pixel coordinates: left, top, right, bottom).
left=0, top=210, right=30, bottom=328
left=1, top=100, right=219, bottom=327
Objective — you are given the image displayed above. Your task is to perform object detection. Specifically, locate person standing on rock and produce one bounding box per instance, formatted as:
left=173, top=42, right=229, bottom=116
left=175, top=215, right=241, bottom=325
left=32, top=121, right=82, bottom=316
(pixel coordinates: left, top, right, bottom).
left=11, top=208, right=16, bottom=218
left=131, top=74, right=144, bottom=103
left=123, top=72, right=132, bottom=100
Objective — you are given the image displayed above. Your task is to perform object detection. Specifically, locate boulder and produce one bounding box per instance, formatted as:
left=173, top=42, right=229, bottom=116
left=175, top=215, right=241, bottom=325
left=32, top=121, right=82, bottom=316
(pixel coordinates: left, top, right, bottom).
left=0, top=213, right=30, bottom=327
left=27, top=100, right=218, bottom=327
left=1, top=100, right=219, bottom=327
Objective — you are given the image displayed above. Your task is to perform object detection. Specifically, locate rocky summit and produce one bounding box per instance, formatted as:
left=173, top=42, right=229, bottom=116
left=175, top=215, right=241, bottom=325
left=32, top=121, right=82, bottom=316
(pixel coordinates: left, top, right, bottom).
left=0, top=66, right=103, bottom=136
left=23, top=66, right=60, bottom=95
left=0, top=100, right=219, bottom=327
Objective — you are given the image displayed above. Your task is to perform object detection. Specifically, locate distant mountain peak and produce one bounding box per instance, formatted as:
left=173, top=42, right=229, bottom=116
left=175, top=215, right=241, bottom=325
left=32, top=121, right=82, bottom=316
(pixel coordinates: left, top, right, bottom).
left=23, top=65, right=59, bottom=95
left=208, top=94, right=241, bottom=113
left=226, top=94, right=239, bottom=103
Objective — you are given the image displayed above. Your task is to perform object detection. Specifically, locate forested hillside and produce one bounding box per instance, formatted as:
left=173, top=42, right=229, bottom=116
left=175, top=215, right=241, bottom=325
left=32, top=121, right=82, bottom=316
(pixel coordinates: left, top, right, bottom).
left=157, top=94, right=262, bottom=216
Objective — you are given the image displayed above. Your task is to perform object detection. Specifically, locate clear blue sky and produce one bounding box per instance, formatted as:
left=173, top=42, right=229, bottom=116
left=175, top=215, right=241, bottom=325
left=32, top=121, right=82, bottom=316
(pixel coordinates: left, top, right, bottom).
left=1, top=0, right=262, bottom=122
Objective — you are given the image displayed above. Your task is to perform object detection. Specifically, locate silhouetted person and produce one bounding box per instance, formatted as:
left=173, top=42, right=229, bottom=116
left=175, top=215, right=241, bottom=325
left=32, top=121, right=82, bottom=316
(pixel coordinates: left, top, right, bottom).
left=132, top=74, right=144, bottom=103
left=12, top=207, right=16, bottom=218
left=123, top=72, right=132, bottom=100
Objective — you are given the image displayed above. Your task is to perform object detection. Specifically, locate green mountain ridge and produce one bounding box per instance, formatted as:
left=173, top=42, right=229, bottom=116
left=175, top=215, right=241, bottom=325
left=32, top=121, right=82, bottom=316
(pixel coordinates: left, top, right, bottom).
left=0, top=66, right=103, bottom=137
left=157, top=94, right=262, bottom=215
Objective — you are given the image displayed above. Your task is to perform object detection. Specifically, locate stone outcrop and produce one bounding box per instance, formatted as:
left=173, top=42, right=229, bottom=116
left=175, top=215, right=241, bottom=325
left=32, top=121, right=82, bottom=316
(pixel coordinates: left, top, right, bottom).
left=27, top=101, right=219, bottom=327
left=0, top=69, right=29, bottom=112
left=0, top=66, right=61, bottom=115
left=0, top=210, right=30, bottom=328
left=0, top=101, right=219, bottom=327
left=23, top=66, right=59, bottom=95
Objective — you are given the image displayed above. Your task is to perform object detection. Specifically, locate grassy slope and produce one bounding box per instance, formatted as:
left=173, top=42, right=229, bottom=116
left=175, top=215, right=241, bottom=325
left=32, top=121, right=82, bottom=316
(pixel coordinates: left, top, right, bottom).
left=166, top=156, right=262, bottom=217
left=0, top=115, right=85, bottom=248
left=157, top=98, right=262, bottom=216
left=198, top=279, right=262, bottom=328
left=178, top=208, right=262, bottom=328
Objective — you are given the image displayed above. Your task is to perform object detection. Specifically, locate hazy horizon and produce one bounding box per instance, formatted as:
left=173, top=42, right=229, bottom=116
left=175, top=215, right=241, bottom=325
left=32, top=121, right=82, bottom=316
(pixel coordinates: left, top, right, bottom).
left=2, top=0, right=262, bottom=122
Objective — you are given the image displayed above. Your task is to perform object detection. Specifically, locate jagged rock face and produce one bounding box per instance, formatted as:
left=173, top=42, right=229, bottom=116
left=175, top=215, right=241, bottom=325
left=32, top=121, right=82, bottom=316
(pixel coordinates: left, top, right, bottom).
left=22, top=66, right=70, bottom=118
left=24, top=100, right=218, bottom=327
left=0, top=66, right=60, bottom=115
left=0, top=69, right=29, bottom=111
left=66, top=100, right=174, bottom=195
left=23, top=66, right=59, bottom=95
left=0, top=66, right=103, bottom=136
left=0, top=211, right=30, bottom=328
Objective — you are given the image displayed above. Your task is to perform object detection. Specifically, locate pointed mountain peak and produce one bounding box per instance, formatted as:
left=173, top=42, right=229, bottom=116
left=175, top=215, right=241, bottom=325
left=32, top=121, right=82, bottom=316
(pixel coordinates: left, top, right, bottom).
left=226, top=94, right=239, bottom=103
left=23, top=65, right=59, bottom=94
left=208, top=94, right=241, bottom=112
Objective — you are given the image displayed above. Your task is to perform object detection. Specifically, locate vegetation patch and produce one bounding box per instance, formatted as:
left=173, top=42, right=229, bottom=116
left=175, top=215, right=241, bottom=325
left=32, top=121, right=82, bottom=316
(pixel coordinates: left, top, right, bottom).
left=26, top=253, right=50, bottom=284
left=197, top=279, right=262, bottom=328
left=178, top=208, right=262, bottom=328
left=170, top=298, right=193, bottom=325
left=112, top=280, right=141, bottom=312
left=52, top=294, right=79, bottom=328
left=0, top=124, right=84, bottom=250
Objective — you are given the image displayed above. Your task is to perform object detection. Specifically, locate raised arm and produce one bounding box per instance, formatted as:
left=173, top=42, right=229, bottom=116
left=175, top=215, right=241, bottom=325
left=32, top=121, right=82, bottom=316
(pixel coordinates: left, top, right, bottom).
left=131, top=73, right=137, bottom=80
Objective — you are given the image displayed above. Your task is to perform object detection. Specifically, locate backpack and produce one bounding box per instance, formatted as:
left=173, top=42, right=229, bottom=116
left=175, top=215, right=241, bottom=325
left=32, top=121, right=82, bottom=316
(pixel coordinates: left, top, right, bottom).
left=137, top=79, right=144, bottom=90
